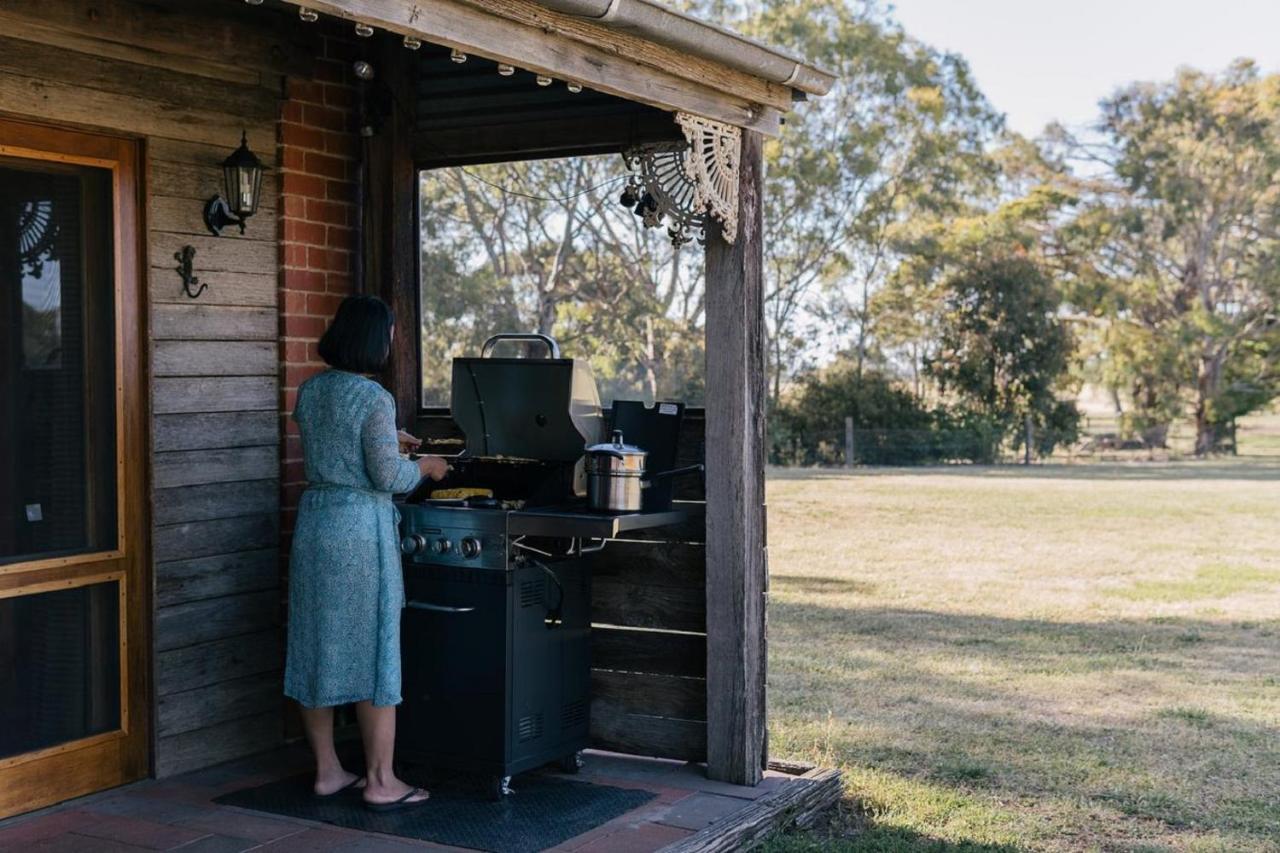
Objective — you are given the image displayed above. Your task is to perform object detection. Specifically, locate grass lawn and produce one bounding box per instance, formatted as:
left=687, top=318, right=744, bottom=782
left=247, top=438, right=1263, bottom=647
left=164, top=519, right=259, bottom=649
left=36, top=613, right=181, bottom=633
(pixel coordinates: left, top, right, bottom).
left=763, top=452, right=1280, bottom=851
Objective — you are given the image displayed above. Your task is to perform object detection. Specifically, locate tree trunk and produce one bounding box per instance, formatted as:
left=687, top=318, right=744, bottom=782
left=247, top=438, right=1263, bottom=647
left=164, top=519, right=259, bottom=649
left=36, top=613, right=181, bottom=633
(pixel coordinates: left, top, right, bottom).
left=1193, top=348, right=1226, bottom=456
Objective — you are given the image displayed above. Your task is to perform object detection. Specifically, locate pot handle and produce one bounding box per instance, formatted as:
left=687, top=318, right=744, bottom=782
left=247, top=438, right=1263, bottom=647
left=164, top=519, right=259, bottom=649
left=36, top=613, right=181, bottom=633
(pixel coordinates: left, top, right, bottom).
left=481, top=333, right=561, bottom=359
left=641, top=463, right=705, bottom=486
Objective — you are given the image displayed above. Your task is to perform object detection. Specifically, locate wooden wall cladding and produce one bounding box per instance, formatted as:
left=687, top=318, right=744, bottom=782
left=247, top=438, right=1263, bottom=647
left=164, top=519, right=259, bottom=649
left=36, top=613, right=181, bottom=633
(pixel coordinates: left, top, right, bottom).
left=0, top=0, right=297, bottom=777
left=587, top=413, right=708, bottom=763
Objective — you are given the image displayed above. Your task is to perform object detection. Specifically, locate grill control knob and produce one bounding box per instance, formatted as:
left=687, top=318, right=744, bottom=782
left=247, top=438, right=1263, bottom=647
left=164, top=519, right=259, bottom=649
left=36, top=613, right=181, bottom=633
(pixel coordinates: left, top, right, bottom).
left=432, top=538, right=453, bottom=555
left=460, top=537, right=482, bottom=559
left=400, top=534, right=427, bottom=556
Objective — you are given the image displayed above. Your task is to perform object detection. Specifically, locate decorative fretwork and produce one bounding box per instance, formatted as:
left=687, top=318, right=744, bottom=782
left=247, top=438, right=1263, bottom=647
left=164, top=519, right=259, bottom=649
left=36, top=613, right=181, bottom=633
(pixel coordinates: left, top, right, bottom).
left=620, top=112, right=741, bottom=246
left=18, top=199, right=58, bottom=278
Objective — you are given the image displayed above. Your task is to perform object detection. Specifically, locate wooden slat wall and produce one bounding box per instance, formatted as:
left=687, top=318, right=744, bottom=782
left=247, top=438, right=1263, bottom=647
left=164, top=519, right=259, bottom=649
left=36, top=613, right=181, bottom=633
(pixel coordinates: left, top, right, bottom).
left=0, top=0, right=302, bottom=777
left=586, top=413, right=708, bottom=762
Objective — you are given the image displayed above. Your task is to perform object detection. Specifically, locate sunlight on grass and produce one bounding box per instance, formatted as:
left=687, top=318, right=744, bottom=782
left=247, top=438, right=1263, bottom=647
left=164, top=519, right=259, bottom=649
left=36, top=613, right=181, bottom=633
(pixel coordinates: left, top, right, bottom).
left=1112, top=563, right=1280, bottom=602
left=765, top=460, right=1280, bottom=851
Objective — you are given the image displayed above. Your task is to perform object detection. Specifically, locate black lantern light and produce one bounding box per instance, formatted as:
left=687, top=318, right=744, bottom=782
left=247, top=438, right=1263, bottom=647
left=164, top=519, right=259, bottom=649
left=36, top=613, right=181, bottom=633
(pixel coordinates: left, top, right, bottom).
left=204, top=131, right=265, bottom=236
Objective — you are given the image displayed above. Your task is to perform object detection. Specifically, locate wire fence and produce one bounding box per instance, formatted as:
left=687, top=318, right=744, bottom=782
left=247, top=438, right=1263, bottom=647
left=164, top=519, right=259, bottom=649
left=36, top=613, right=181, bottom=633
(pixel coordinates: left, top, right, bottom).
left=769, top=424, right=1007, bottom=467
left=769, top=412, right=1277, bottom=467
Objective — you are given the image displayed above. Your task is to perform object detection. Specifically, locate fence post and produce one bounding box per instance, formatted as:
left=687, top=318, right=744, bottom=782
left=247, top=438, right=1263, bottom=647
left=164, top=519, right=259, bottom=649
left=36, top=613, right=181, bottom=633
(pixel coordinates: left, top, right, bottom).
left=845, top=416, right=855, bottom=468
left=1024, top=413, right=1033, bottom=465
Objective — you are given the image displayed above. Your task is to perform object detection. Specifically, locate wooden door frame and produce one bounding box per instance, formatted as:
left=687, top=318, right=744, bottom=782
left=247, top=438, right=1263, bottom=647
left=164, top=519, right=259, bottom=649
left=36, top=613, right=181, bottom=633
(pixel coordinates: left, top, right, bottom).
left=0, top=116, right=151, bottom=817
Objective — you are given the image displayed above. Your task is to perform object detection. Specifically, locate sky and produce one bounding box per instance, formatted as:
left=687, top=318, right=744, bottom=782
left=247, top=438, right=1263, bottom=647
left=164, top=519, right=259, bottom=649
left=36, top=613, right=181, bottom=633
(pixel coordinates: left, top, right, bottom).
left=886, top=0, right=1280, bottom=138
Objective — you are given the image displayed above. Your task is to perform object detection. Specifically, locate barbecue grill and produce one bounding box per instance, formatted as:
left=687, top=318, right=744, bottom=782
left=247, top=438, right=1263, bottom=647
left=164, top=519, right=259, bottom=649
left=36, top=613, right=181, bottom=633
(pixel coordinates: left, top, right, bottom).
left=395, top=334, right=691, bottom=799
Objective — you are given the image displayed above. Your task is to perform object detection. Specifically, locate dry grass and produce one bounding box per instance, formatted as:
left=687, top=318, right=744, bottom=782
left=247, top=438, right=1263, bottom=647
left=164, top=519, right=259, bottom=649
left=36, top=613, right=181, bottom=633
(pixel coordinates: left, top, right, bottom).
left=763, top=450, right=1280, bottom=851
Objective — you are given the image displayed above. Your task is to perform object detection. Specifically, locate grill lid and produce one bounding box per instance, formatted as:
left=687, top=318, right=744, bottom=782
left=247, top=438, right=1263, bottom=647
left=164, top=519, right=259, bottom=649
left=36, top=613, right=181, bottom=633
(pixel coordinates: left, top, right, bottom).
left=450, top=334, right=603, bottom=463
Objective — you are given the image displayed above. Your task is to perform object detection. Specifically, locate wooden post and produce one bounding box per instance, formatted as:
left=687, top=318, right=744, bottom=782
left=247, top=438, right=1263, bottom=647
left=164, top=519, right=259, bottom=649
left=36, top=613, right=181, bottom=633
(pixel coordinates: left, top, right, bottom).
left=844, top=416, right=854, bottom=468
left=703, top=129, right=766, bottom=786
left=367, top=34, right=420, bottom=427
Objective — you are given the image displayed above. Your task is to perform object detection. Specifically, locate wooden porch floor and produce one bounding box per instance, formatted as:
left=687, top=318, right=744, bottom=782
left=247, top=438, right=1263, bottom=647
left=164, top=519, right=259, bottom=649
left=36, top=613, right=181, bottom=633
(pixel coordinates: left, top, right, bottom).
left=0, top=746, right=834, bottom=852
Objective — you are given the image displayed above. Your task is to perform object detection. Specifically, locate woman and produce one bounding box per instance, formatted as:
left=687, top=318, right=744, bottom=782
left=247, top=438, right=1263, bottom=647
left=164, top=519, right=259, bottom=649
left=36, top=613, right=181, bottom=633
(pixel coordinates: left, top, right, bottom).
left=285, top=295, right=448, bottom=811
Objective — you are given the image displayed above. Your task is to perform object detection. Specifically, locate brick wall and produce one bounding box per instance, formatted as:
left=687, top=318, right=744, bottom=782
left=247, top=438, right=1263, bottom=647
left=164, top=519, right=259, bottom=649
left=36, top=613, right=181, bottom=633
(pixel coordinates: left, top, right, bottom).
left=278, top=30, right=361, bottom=549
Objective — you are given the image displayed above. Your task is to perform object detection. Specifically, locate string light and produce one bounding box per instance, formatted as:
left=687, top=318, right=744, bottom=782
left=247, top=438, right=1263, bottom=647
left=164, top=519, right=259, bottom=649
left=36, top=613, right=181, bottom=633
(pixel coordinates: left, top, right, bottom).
left=244, top=0, right=263, bottom=5
left=298, top=7, right=318, bottom=22
left=536, top=75, right=552, bottom=87
left=403, top=35, right=422, bottom=50
left=450, top=49, right=468, bottom=64
left=567, top=81, right=583, bottom=93
left=497, top=64, right=515, bottom=76
left=354, top=22, right=374, bottom=37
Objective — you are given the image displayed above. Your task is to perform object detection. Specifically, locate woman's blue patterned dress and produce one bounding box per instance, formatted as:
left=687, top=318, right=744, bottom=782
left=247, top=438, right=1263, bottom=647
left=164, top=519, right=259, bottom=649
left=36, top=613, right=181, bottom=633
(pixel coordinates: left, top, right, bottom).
left=284, top=370, right=422, bottom=708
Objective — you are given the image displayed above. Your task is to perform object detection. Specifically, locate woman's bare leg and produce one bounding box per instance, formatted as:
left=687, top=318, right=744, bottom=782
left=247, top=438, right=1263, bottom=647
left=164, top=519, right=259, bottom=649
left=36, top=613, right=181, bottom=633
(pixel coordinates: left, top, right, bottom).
left=299, top=705, right=361, bottom=795
left=355, top=701, right=428, bottom=804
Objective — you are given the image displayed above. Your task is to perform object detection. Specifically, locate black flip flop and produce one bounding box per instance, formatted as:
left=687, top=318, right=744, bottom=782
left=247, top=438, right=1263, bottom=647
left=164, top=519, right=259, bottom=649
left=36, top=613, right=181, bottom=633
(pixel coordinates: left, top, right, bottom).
left=313, top=775, right=365, bottom=800
left=364, top=787, right=430, bottom=812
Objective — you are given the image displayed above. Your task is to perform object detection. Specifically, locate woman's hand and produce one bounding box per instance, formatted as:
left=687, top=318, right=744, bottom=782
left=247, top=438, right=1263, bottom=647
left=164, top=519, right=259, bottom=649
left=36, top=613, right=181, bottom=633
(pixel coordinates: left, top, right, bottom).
left=416, top=455, right=449, bottom=482
left=397, top=430, right=422, bottom=454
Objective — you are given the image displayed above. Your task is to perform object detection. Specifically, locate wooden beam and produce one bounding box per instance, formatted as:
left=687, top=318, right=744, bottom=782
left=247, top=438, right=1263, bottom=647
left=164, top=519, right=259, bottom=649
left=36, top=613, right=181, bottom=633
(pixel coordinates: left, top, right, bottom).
left=702, top=129, right=767, bottom=786
left=366, top=36, right=422, bottom=426
left=294, top=0, right=782, bottom=135
left=414, top=111, right=683, bottom=169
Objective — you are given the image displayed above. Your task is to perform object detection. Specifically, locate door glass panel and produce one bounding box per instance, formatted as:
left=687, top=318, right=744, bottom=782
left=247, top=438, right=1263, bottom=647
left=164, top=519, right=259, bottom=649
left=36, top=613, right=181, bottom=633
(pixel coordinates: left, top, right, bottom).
left=0, top=158, right=116, bottom=564
left=0, top=580, right=122, bottom=759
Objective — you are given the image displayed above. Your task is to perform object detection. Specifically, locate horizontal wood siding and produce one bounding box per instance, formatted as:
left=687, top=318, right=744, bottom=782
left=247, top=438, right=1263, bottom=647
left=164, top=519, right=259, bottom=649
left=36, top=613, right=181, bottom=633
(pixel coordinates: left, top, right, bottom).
left=588, top=417, right=709, bottom=762
left=0, top=0, right=298, bottom=777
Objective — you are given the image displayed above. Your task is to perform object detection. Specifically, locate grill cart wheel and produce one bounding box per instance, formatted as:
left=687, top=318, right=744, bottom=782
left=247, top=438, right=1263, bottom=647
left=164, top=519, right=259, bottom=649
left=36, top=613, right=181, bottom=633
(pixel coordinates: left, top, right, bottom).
left=558, top=752, right=583, bottom=774
left=486, top=774, right=512, bottom=800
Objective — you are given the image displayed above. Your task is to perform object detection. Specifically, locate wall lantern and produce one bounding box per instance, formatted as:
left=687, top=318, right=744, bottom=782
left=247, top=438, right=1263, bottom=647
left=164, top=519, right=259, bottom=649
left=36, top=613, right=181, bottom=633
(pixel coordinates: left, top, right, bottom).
left=204, top=131, right=265, bottom=237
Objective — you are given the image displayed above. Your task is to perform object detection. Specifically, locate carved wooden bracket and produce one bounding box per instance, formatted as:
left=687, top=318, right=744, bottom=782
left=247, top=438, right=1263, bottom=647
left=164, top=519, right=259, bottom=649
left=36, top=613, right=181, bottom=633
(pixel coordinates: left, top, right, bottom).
left=620, top=112, right=741, bottom=246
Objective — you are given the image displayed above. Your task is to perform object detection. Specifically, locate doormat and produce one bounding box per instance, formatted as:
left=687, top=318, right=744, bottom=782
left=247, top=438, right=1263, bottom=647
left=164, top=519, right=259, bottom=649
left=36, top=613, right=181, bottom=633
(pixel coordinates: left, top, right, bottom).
left=214, top=770, right=656, bottom=853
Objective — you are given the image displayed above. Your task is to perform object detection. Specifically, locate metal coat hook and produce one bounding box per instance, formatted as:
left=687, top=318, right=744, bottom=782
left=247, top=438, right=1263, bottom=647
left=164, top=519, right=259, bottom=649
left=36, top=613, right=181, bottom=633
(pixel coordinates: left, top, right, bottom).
left=175, top=245, right=207, bottom=298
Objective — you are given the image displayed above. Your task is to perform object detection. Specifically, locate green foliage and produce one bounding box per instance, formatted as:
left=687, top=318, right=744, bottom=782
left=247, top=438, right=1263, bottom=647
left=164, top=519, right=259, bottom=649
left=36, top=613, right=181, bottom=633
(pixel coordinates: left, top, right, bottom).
left=1056, top=61, right=1280, bottom=453
left=926, top=256, right=1080, bottom=458
left=770, top=357, right=1001, bottom=465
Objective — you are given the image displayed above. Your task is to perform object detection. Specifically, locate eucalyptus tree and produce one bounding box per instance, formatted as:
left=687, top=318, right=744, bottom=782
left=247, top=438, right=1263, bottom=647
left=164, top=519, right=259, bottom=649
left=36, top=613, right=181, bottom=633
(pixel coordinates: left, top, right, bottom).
left=1056, top=61, right=1280, bottom=453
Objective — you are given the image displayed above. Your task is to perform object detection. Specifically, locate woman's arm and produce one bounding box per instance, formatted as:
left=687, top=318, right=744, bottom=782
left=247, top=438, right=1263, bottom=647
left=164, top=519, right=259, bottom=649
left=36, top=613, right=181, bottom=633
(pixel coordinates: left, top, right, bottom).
left=361, top=392, right=425, bottom=494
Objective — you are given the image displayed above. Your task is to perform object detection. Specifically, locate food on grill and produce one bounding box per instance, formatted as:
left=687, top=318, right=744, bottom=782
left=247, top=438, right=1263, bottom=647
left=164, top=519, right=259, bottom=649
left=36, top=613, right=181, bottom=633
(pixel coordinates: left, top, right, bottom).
left=430, top=487, right=493, bottom=500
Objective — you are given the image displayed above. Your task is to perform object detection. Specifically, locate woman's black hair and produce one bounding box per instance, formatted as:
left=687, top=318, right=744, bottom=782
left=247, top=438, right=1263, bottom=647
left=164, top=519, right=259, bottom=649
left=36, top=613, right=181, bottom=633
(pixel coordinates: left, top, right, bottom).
left=317, top=295, right=395, bottom=374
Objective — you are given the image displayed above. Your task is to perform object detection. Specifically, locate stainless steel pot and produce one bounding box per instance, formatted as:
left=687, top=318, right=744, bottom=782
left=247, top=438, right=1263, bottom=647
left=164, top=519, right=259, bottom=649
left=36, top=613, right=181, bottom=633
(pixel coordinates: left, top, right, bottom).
left=585, top=430, right=703, bottom=513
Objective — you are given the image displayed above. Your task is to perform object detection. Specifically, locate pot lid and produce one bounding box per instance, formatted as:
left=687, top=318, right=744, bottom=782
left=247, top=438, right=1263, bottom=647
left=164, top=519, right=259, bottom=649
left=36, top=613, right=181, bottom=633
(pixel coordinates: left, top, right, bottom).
left=586, top=429, right=646, bottom=458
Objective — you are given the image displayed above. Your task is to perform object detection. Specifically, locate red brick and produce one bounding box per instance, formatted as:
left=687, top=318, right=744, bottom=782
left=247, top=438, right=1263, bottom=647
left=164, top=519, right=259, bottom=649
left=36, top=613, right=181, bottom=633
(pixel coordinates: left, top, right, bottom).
left=283, top=340, right=309, bottom=363
left=283, top=172, right=327, bottom=200
left=284, top=364, right=324, bottom=389
left=283, top=315, right=327, bottom=339
left=282, top=244, right=308, bottom=267
left=307, top=246, right=348, bottom=273
left=280, top=121, right=326, bottom=151
left=306, top=292, right=346, bottom=318
left=282, top=194, right=306, bottom=219
left=284, top=218, right=327, bottom=246
left=280, top=147, right=306, bottom=172
left=305, top=151, right=347, bottom=180
left=326, top=179, right=354, bottom=203
left=302, top=103, right=347, bottom=133
left=326, top=225, right=354, bottom=251
left=312, top=58, right=349, bottom=85
left=307, top=342, right=322, bottom=363
left=282, top=290, right=309, bottom=315
left=305, top=198, right=348, bottom=226
left=325, top=274, right=353, bottom=294
left=322, top=83, right=356, bottom=110
left=281, top=100, right=304, bottom=124
left=282, top=268, right=327, bottom=293
left=287, top=79, right=325, bottom=105
left=323, top=131, right=358, bottom=158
